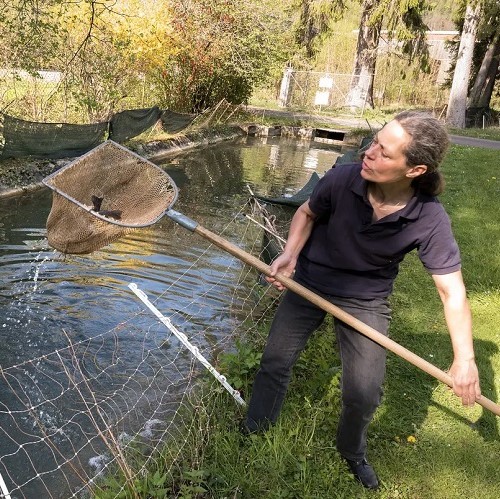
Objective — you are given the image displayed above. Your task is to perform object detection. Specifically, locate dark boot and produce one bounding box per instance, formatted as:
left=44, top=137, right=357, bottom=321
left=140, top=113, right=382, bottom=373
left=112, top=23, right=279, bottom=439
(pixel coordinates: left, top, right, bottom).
left=344, top=457, right=379, bottom=489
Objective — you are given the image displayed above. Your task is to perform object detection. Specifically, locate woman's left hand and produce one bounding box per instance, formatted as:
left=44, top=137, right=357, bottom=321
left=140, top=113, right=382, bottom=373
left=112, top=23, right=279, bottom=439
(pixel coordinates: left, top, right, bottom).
left=448, top=358, right=481, bottom=407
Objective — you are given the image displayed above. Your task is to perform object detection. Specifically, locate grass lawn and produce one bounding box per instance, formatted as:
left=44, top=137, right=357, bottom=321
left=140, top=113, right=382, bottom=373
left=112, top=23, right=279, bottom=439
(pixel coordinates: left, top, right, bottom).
left=94, top=144, right=499, bottom=499
left=448, top=127, right=500, bottom=142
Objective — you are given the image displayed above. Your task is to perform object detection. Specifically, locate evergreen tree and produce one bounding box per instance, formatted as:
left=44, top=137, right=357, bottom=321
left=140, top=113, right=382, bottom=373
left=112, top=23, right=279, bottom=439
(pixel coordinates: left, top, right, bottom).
left=294, top=0, right=346, bottom=59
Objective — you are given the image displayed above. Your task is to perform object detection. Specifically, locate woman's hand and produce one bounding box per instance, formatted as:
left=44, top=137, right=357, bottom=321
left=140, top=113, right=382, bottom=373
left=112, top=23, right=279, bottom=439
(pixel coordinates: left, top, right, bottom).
left=264, top=201, right=317, bottom=292
left=432, top=271, right=482, bottom=408
left=265, top=252, right=297, bottom=291
left=448, top=357, right=481, bottom=407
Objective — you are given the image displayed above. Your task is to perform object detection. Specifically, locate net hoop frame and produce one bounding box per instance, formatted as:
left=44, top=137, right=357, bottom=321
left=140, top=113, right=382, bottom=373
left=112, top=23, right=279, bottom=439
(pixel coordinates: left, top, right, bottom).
left=42, top=140, right=179, bottom=228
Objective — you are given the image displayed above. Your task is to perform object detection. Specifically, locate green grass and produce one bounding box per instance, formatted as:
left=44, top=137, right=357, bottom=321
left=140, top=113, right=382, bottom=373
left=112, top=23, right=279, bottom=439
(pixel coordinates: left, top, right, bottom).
left=93, top=144, right=499, bottom=499
left=448, top=127, right=500, bottom=142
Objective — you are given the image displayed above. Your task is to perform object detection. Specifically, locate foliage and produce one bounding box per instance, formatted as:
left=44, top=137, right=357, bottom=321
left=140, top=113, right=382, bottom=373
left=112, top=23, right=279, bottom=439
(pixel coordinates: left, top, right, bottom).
left=60, top=1, right=174, bottom=120
left=311, top=3, right=360, bottom=73
left=373, top=0, right=432, bottom=67
left=423, top=0, right=458, bottom=29
left=341, top=0, right=433, bottom=109
left=0, top=0, right=296, bottom=120
left=292, top=0, right=347, bottom=61
left=445, top=1, right=499, bottom=89
left=0, top=0, right=64, bottom=75
left=151, top=0, right=295, bottom=113
left=217, top=339, right=262, bottom=396
left=0, top=1, right=498, bottom=122
left=0, top=0, right=161, bottom=120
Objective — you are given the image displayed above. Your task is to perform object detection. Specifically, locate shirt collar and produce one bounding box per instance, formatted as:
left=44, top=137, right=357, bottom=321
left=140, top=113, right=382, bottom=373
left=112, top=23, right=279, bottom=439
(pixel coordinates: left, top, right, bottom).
left=350, top=170, right=423, bottom=221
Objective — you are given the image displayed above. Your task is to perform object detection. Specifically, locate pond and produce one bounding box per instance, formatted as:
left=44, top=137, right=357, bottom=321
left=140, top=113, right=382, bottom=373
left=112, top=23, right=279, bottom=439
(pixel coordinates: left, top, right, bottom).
left=0, top=135, right=343, bottom=497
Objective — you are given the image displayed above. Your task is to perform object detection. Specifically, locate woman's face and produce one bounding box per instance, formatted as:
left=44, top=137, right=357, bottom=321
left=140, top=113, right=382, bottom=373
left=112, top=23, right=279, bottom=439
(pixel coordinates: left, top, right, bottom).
left=361, top=120, right=425, bottom=185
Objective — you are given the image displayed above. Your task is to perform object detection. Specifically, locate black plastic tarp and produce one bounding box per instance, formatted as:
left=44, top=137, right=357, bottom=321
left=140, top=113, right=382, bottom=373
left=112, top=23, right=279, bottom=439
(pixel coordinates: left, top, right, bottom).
left=253, top=172, right=321, bottom=208
left=161, top=109, right=197, bottom=134
left=1, top=114, right=108, bottom=159
left=109, top=106, right=161, bottom=143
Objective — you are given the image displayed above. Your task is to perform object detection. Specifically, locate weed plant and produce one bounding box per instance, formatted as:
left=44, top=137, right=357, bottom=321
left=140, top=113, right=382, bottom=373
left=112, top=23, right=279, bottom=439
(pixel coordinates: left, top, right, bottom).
left=93, top=145, right=499, bottom=499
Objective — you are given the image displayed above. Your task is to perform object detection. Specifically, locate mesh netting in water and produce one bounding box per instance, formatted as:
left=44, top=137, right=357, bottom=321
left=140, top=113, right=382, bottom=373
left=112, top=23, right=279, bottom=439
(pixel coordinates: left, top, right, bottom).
left=43, top=140, right=178, bottom=254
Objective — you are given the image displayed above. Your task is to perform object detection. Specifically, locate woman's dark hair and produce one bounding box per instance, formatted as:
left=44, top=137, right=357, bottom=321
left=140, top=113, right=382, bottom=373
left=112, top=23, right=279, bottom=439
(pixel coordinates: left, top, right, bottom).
left=394, top=110, right=450, bottom=196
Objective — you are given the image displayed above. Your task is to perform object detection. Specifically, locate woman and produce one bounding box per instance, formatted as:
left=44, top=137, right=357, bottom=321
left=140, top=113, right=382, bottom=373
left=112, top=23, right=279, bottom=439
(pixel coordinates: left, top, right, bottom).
left=244, top=110, right=481, bottom=489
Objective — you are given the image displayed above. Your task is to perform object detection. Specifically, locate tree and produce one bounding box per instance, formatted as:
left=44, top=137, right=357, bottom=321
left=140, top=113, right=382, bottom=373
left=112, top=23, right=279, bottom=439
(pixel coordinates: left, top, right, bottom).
left=156, top=0, right=294, bottom=113
left=345, top=0, right=431, bottom=110
left=446, top=1, right=482, bottom=127
left=467, top=1, right=500, bottom=110
left=0, top=0, right=156, bottom=121
left=0, top=0, right=64, bottom=75
left=468, top=29, right=500, bottom=108
left=294, top=0, right=346, bottom=59
left=0, top=0, right=295, bottom=119
left=344, top=0, right=381, bottom=110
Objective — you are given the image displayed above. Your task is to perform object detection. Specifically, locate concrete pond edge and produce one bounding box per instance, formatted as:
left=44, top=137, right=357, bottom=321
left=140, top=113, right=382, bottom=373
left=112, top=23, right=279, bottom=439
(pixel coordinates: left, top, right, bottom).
left=0, top=123, right=361, bottom=200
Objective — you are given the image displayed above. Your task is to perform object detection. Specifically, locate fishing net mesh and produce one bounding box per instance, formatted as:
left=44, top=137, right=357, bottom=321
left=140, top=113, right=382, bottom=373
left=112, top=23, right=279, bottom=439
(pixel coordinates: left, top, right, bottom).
left=0, top=202, right=286, bottom=498
left=43, top=140, right=177, bottom=254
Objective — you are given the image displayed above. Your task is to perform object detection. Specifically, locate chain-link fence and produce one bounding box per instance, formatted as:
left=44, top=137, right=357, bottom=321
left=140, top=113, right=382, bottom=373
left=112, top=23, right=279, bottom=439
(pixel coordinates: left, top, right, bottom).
left=278, top=69, right=372, bottom=117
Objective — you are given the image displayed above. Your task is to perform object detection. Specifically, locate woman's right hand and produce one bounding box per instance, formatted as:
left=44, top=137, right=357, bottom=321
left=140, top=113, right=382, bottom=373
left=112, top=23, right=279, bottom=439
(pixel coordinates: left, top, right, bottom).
left=265, top=252, right=297, bottom=291
left=264, top=200, right=317, bottom=291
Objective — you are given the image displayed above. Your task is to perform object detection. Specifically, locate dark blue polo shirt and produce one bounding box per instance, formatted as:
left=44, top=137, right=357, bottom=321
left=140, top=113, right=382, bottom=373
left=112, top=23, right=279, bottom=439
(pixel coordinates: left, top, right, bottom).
left=296, top=163, right=461, bottom=298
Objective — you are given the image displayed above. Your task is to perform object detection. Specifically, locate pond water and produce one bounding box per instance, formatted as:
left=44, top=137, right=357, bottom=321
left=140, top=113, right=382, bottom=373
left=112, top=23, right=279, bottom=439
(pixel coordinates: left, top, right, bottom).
left=0, top=135, right=343, bottom=496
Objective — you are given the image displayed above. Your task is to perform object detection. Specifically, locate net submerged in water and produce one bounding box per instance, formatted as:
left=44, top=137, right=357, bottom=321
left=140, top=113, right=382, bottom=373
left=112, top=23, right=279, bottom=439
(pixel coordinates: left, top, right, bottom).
left=43, top=140, right=178, bottom=254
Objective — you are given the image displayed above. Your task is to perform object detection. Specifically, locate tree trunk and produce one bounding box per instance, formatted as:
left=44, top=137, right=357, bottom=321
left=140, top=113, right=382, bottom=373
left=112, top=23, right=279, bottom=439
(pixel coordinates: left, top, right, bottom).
left=446, top=2, right=481, bottom=128
left=468, top=30, right=500, bottom=108
left=345, top=0, right=381, bottom=111
left=297, top=0, right=315, bottom=58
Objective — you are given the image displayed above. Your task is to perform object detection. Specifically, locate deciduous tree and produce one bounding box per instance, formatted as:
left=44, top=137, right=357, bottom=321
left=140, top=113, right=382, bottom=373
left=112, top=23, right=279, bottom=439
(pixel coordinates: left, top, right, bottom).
left=468, top=30, right=500, bottom=109
left=467, top=1, right=500, bottom=110
left=446, top=1, right=482, bottom=127
left=0, top=0, right=295, bottom=119
left=157, top=0, right=293, bottom=112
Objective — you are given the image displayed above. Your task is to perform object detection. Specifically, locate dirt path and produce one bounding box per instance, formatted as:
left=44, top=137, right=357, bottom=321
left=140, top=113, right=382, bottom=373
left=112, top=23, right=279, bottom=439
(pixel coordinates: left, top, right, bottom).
left=448, top=134, right=500, bottom=150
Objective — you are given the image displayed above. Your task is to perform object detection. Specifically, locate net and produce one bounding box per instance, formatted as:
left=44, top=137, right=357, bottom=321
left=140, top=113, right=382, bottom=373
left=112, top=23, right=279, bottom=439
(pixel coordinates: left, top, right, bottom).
left=0, top=107, right=200, bottom=159
left=1, top=114, right=108, bottom=159
left=160, top=109, right=197, bottom=134
left=0, top=206, right=282, bottom=498
left=108, top=107, right=162, bottom=143
left=42, top=140, right=178, bottom=254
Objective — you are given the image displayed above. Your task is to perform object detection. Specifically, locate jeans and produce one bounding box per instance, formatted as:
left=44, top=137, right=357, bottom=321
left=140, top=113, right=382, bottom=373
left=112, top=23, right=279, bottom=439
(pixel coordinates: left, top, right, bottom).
left=246, top=281, right=391, bottom=461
